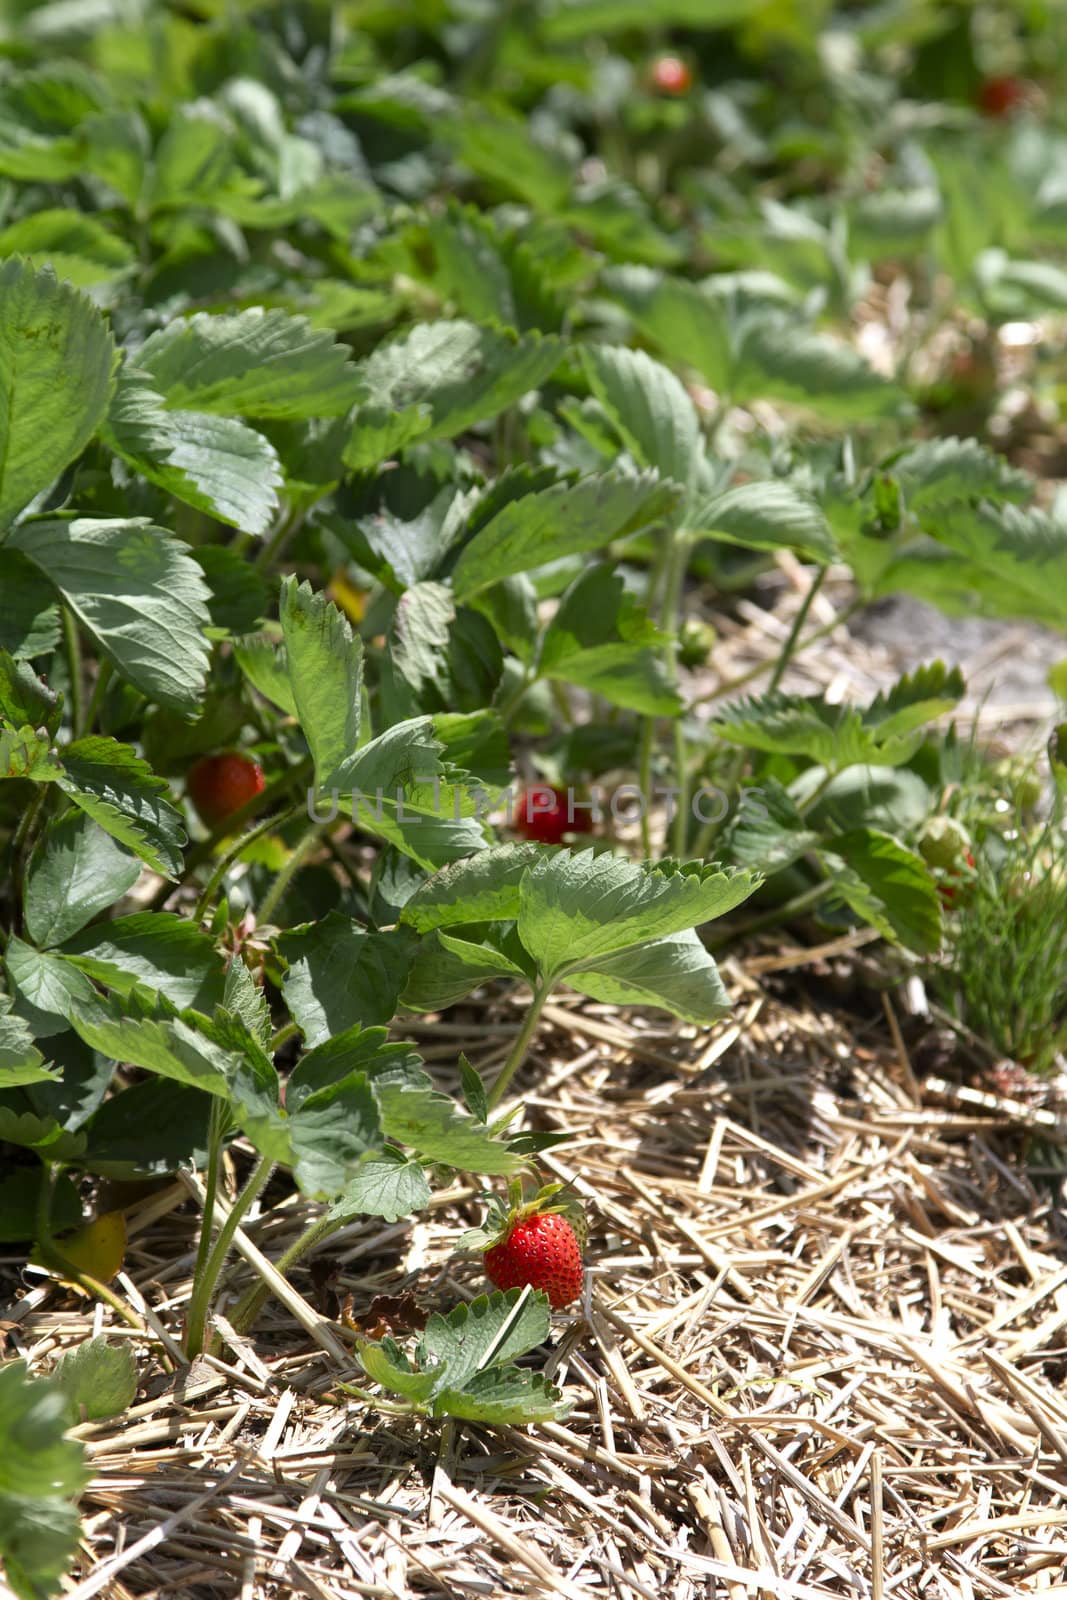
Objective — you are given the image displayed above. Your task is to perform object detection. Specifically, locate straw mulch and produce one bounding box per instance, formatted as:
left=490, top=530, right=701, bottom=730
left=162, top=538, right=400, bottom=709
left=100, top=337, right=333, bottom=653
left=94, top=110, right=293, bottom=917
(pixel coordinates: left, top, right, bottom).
left=8, top=946, right=1067, bottom=1600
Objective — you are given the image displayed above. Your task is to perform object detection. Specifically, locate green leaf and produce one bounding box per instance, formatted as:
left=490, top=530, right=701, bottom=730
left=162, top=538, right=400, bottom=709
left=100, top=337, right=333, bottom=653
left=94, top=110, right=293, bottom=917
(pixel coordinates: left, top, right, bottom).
left=351, top=321, right=563, bottom=446
left=0, top=722, right=56, bottom=780
left=0, top=257, right=115, bottom=530
left=893, top=437, right=1032, bottom=509
left=734, top=316, right=905, bottom=419
left=194, top=548, right=269, bottom=637
left=289, top=1072, right=382, bottom=1199
left=0, top=1169, right=82, bottom=1242
left=722, top=781, right=820, bottom=875
left=420, top=1288, right=553, bottom=1393
left=565, top=929, right=732, bottom=1025
left=343, top=718, right=493, bottom=871
left=517, top=848, right=760, bottom=975
left=690, top=480, right=836, bottom=562
left=711, top=667, right=964, bottom=773
left=0, top=653, right=60, bottom=735
left=233, top=633, right=297, bottom=717
left=135, top=308, right=365, bottom=419
left=8, top=518, right=211, bottom=714
left=543, top=0, right=751, bottom=38
left=923, top=503, right=1067, bottom=625
left=458, top=1052, right=489, bottom=1124
left=148, top=102, right=237, bottom=210
left=537, top=563, right=682, bottom=714
left=431, top=1367, right=567, bottom=1424
left=78, top=1078, right=210, bottom=1180
left=55, top=736, right=186, bottom=879
left=822, top=828, right=943, bottom=955
left=604, top=266, right=732, bottom=392
left=6, top=936, right=95, bottom=1037
left=0, top=208, right=136, bottom=289
left=452, top=470, right=682, bottom=600
left=53, top=1337, right=137, bottom=1423
left=59, top=913, right=226, bottom=1013
left=327, top=1150, right=432, bottom=1224
left=0, top=550, right=60, bottom=658
left=279, top=578, right=364, bottom=793
left=24, top=811, right=140, bottom=948
left=341, top=402, right=433, bottom=471
left=391, top=582, right=455, bottom=699
left=222, top=959, right=272, bottom=1053
left=0, top=1001, right=48, bottom=1086
left=375, top=1081, right=524, bottom=1175
left=401, top=844, right=549, bottom=932
left=582, top=343, right=702, bottom=490
left=358, top=1342, right=439, bottom=1405
left=103, top=367, right=282, bottom=536
left=442, top=105, right=572, bottom=209
left=401, top=929, right=529, bottom=1012
left=0, top=1360, right=88, bottom=1600
left=278, top=915, right=416, bottom=1047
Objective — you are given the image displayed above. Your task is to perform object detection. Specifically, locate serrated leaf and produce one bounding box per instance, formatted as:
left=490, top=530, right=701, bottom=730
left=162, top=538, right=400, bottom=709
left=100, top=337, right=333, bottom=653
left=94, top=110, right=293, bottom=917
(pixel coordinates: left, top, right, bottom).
left=327, top=1151, right=431, bottom=1224
left=537, top=563, right=682, bottom=714
left=604, top=265, right=732, bottom=392
left=233, top=633, right=297, bottom=717
left=0, top=257, right=115, bottom=530
left=401, top=844, right=548, bottom=932
left=358, top=1342, right=439, bottom=1403
left=401, top=929, right=530, bottom=1012
left=517, top=848, right=760, bottom=975
left=78, top=1078, right=210, bottom=1180
left=289, top=1072, right=382, bottom=1199
left=710, top=686, right=944, bottom=773
left=923, top=502, right=1067, bottom=624
left=690, top=480, right=836, bottom=562
left=6, top=936, right=95, bottom=1037
left=582, top=343, right=702, bottom=489
left=375, top=1082, right=524, bottom=1175
left=278, top=915, right=416, bottom=1047
left=351, top=320, right=563, bottom=446
left=893, top=437, right=1032, bottom=510
left=0, top=208, right=136, bottom=288
left=279, top=578, right=364, bottom=792
left=53, top=1337, right=137, bottom=1423
left=148, top=101, right=237, bottom=209
left=0, top=1361, right=88, bottom=1600
left=222, top=960, right=272, bottom=1052
left=0, top=1001, right=48, bottom=1086
left=0, top=549, right=60, bottom=658
left=8, top=518, right=211, bottom=714
left=59, top=912, right=226, bottom=1013
left=566, top=929, right=731, bottom=1025
left=722, top=781, right=820, bottom=875
left=822, top=828, right=943, bottom=955
left=103, top=367, right=282, bottom=536
left=0, top=1169, right=81, bottom=1243
left=431, top=1367, right=568, bottom=1423
left=420, top=1288, right=552, bottom=1392
left=734, top=315, right=904, bottom=419
left=391, top=582, right=455, bottom=698
left=452, top=470, right=682, bottom=600
left=442, top=104, right=572, bottom=209
left=135, top=307, right=365, bottom=419
left=24, top=811, right=140, bottom=948
left=55, top=736, right=186, bottom=879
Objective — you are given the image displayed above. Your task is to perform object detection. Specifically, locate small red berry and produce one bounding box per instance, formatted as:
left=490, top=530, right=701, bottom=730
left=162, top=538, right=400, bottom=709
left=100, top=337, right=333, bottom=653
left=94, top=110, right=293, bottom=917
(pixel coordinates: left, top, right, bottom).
left=978, top=75, right=1026, bottom=117
left=187, top=752, right=265, bottom=828
left=514, top=786, right=571, bottom=845
left=484, top=1212, right=583, bottom=1310
left=939, top=852, right=976, bottom=906
left=650, top=55, right=693, bottom=96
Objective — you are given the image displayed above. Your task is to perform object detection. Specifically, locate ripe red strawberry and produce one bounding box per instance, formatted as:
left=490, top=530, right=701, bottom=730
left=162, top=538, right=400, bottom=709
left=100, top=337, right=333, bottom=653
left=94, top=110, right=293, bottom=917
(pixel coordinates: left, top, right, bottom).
left=514, top=785, right=571, bottom=844
left=485, top=1211, right=583, bottom=1310
left=650, top=54, right=693, bottom=95
left=187, top=752, right=265, bottom=828
left=978, top=75, right=1026, bottom=117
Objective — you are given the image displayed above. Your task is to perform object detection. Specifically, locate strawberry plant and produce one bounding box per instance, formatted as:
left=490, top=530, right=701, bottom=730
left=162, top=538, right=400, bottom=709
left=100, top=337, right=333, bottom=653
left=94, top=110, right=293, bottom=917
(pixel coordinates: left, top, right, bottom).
left=1, top=0, right=1066, bottom=1592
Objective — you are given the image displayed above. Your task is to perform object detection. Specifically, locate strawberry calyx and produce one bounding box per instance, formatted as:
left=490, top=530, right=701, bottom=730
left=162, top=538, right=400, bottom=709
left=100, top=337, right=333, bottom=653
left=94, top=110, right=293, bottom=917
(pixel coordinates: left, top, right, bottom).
left=459, top=1178, right=588, bottom=1255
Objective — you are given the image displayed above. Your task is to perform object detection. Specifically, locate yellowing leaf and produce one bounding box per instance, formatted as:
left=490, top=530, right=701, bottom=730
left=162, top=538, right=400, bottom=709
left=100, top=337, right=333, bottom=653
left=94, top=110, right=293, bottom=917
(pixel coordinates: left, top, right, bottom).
left=328, top=570, right=370, bottom=623
left=35, top=1210, right=127, bottom=1288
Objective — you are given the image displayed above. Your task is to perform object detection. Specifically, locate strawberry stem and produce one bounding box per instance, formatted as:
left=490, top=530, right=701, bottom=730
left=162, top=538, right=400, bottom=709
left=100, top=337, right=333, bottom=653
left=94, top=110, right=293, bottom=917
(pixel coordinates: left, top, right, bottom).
left=486, top=981, right=554, bottom=1111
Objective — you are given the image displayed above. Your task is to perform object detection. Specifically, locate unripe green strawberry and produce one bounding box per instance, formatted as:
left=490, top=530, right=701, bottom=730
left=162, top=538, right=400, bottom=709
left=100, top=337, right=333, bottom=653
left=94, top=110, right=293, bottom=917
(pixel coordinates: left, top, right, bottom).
left=187, top=752, right=265, bottom=829
left=484, top=1211, right=583, bottom=1309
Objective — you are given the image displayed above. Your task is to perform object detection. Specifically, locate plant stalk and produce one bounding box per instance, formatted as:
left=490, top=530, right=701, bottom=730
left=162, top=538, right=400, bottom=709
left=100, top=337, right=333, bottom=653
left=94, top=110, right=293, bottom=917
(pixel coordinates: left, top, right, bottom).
left=257, top=821, right=328, bottom=926
left=34, top=1163, right=147, bottom=1334
left=708, top=878, right=834, bottom=949
left=486, top=982, right=554, bottom=1111
left=185, top=1154, right=273, bottom=1358
left=224, top=1208, right=344, bottom=1341
left=192, top=802, right=304, bottom=926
